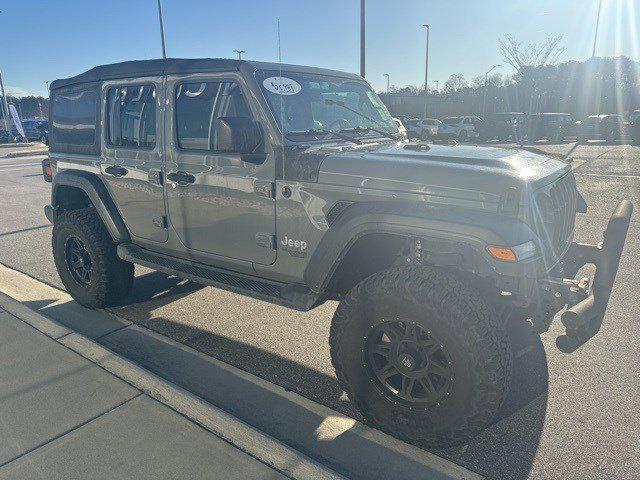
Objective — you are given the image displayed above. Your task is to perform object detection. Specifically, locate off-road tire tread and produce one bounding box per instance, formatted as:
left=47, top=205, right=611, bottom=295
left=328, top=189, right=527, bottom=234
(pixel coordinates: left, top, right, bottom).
left=52, top=207, right=133, bottom=308
left=329, top=266, right=512, bottom=447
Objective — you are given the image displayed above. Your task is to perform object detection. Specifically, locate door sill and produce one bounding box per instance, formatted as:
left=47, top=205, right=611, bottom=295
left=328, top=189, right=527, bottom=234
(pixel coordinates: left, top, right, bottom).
left=117, top=243, right=321, bottom=312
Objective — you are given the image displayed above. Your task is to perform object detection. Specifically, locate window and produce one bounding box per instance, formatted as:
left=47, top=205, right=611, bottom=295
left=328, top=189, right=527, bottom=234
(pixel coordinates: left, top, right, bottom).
left=175, top=81, right=251, bottom=151
left=50, top=84, right=99, bottom=153
left=255, top=70, right=397, bottom=136
left=107, top=85, right=156, bottom=148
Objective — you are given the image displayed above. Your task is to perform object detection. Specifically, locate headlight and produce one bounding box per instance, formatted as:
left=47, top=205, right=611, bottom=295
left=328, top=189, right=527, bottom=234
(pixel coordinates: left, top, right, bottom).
left=487, top=241, right=537, bottom=262
left=511, top=241, right=537, bottom=260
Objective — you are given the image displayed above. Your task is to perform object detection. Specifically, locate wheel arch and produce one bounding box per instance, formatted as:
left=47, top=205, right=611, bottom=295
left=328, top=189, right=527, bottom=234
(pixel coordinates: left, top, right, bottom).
left=305, top=202, right=530, bottom=295
left=52, top=170, right=130, bottom=243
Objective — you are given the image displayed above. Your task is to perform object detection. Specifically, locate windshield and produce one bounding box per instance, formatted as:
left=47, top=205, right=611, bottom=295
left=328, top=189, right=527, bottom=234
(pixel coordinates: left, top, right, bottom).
left=256, top=70, right=398, bottom=137
left=442, top=117, right=460, bottom=125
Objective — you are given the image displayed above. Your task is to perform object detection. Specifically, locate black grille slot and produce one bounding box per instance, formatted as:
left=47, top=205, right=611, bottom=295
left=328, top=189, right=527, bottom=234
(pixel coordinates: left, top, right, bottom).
left=535, top=173, right=577, bottom=259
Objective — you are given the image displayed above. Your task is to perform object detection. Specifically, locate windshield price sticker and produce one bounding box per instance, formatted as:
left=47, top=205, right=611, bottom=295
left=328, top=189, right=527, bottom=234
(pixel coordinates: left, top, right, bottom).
left=263, top=77, right=302, bottom=95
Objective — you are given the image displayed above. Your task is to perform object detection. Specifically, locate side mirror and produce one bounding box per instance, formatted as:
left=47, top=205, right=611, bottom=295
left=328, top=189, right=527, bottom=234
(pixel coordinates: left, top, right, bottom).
left=214, top=117, right=265, bottom=163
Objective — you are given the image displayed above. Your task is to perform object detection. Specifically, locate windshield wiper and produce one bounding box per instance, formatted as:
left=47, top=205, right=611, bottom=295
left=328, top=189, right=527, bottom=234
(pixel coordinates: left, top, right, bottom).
left=287, top=128, right=362, bottom=145
left=324, top=99, right=400, bottom=140
left=340, top=125, right=399, bottom=141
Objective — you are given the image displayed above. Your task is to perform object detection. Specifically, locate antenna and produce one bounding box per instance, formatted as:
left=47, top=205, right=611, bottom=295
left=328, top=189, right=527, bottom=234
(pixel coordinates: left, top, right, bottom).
left=157, top=0, right=167, bottom=59
left=277, top=18, right=285, bottom=180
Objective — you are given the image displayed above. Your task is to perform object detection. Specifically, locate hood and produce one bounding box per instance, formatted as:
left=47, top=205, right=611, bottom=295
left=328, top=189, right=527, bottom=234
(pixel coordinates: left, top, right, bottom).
left=317, top=143, right=571, bottom=206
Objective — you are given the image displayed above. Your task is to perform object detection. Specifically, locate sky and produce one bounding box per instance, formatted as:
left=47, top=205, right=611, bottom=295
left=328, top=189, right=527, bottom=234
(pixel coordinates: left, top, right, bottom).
left=2, top=0, right=639, bottom=97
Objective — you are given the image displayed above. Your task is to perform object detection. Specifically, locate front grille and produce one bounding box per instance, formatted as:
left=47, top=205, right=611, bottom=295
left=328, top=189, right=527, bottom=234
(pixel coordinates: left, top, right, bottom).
left=534, top=173, right=577, bottom=262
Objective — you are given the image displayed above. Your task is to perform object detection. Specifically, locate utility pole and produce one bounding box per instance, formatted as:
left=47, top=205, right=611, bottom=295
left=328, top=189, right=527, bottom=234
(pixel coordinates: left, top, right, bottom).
left=383, top=73, right=390, bottom=94
left=360, top=0, right=365, bottom=78
left=482, top=64, right=501, bottom=117
left=157, top=0, right=167, bottom=59
left=422, top=24, right=430, bottom=118
left=592, top=0, right=604, bottom=58
left=0, top=70, right=11, bottom=132
left=233, top=50, right=245, bottom=60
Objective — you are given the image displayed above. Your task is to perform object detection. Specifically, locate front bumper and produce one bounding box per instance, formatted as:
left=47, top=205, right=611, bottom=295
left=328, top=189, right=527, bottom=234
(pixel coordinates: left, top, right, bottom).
left=546, top=200, right=633, bottom=352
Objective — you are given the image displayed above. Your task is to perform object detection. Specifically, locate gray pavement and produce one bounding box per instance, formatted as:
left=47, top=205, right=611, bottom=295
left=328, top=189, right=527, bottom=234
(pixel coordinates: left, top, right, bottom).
left=1, top=144, right=639, bottom=479
left=0, top=307, right=290, bottom=480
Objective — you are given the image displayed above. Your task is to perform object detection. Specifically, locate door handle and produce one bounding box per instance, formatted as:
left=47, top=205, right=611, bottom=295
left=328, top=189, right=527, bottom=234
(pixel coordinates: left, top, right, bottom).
left=166, top=171, right=196, bottom=185
left=104, top=165, right=128, bottom=177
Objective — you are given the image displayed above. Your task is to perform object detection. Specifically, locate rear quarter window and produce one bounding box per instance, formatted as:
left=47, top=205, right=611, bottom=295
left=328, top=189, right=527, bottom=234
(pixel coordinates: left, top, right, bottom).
left=50, top=83, right=100, bottom=155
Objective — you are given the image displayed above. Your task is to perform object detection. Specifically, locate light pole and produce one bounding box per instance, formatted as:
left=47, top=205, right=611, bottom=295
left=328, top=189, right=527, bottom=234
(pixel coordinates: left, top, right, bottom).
left=233, top=49, right=245, bottom=60
left=422, top=24, right=430, bottom=119
left=383, top=73, right=390, bottom=94
left=0, top=70, right=11, bottom=132
left=592, top=0, right=604, bottom=58
left=435, top=80, right=439, bottom=93
left=482, top=64, right=501, bottom=117
left=0, top=11, right=9, bottom=131
left=157, top=0, right=167, bottom=59
left=360, top=0, right=365, bottom=77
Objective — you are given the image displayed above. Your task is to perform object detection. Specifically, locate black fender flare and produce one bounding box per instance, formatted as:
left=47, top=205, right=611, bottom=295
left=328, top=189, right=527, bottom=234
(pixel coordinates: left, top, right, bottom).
left=51, top=170, right=130, bottom=243
left=304, top=202, right=537, bottom=293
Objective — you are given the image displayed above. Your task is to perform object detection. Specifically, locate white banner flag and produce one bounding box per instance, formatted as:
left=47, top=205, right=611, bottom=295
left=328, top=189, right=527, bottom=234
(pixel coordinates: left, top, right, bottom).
left=9, top=104, right=25, bottom=138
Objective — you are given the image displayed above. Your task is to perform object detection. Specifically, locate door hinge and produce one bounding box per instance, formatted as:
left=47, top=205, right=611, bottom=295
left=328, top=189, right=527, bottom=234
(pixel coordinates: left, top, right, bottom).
left=153, top=216, right=167, bottom=229
left=255, top=181, right=276, bottom=199
left=255, top=233, right=277, bottom=250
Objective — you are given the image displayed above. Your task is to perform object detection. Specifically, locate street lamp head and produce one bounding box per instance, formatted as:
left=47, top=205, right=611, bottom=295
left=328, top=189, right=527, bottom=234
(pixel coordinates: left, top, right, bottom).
left=422, top=23, right=429, bottom=29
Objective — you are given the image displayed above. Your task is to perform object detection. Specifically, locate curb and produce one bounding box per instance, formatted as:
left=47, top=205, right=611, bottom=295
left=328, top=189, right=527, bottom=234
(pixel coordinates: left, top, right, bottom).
left=0, top=291, right=344, bottom=480
left=0, top=263, right=483, bottom=480
left=0, top=149, right=48, bottom=159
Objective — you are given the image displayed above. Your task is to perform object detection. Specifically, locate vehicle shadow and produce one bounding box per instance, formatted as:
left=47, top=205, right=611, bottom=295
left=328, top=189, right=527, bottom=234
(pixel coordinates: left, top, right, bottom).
left=101, top=270, right=549, bottom=480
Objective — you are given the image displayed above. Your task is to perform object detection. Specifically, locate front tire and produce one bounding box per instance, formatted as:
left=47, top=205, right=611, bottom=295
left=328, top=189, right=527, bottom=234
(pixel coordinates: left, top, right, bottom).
left=52, top=208, right=134, bottom=308
left=329, top=266, right=512, bottom=448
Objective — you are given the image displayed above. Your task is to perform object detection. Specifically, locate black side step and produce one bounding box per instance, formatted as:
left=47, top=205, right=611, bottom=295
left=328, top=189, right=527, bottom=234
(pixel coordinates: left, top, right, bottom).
left=117, top=243, right=321, bottom=312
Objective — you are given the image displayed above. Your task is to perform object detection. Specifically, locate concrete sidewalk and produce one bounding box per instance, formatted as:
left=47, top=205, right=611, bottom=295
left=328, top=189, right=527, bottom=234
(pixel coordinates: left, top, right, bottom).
left=0, top=301, right=340, bottom=479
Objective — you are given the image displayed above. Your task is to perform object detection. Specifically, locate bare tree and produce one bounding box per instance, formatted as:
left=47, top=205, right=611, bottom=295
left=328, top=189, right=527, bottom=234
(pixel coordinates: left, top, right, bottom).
left=443, top=73, right=467, bottom=93
left=499, top=34, right=565, bottom=70
left=472, top=73, right=503, bottom=90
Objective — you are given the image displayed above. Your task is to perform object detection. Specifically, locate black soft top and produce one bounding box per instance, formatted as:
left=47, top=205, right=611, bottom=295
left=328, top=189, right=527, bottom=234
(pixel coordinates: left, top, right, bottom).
left=50, top=58, right=363, bottom=90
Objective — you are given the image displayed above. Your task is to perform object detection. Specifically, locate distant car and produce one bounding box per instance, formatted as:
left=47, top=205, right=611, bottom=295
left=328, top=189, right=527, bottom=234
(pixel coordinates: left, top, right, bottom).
left=0, top=128, right=18, bottom=143
left=526, top=113, right=575, bottom=143
left=576, top=115, right=631, bottom=144
left=392, top=118, right=408, bottom=140
left=404, top=118, right=440, bottom=140
left=21, top=119, right=49, bottom=144
left=437, top=116, right=481, bottom=141
left=477, top=112, right=526, bottom=143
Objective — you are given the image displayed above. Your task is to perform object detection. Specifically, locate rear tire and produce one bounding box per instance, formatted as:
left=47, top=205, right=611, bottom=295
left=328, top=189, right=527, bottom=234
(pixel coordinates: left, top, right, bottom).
left=52, top=208, right=134, bottom=308
left=330, top=266, right=512, bottom=448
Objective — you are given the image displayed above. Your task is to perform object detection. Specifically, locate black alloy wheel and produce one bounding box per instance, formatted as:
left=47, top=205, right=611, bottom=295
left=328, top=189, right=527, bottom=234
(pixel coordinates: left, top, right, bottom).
left=365, top=320, right=453, bottom=406
left=65, top=236, right=93, bottom=285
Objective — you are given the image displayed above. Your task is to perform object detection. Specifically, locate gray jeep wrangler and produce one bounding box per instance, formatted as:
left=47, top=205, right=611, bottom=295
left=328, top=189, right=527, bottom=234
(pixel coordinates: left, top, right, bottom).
left=43, top=59, right=632, bottom=447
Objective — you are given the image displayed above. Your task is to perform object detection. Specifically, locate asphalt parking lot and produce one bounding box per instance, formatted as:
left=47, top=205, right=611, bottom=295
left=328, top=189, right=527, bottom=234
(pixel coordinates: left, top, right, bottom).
left=1, top=141, right=639, bottom=479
